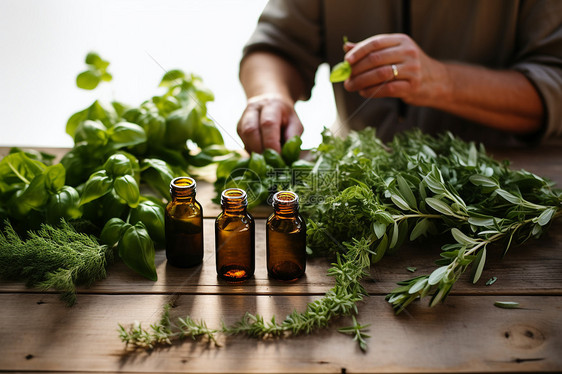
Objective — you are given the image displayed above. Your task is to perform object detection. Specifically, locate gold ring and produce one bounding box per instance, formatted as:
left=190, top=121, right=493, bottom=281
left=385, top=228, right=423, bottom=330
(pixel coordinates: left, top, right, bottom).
left=391, top=64, right=398, bottom=80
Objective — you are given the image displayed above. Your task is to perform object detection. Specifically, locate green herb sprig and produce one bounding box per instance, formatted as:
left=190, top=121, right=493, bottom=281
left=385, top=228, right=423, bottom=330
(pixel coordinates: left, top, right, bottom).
left=0, top=220, right=113, bottom=305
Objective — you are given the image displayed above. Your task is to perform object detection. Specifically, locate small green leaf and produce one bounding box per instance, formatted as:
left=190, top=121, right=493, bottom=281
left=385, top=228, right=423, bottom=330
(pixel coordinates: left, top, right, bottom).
left=114, top=175, right=140, bottom=208
left=248, top=152, right=267, bottom=178
left=104, top=153, right=133, bottom=178
left=496, top=189, right=522, bottom=205
left=100, top=218, right=130, bottom=247
left=494, top=301, right=520, bottom=309
left=428, top=266, right=448, bottom=286
left=108, top=122, right=147, bottom=149
left=263, top=148, right=287, bottom=169
left=76, top=70, right=101, bottom=90
left=330, top=61, right=351, bottom=83
left=79, top=170, right=113, bottom=206
left=451, top=228, right=479, bottom=246
left=486, top=276, right=498, bottom=286
left=371, top=234, right=388, bottom=264
left=406, top=267, right=417, bottom=273
left=390, top=193, right=410, bottom=211
left=159, top=69, right=186, bottom=87
left=410, top=218, right=429, bottom=241
left=372, top=221, right=387, bottom=239
left=408, top=277, right=427, bottom=294
left=46, top=186, right=81, bottom=224
left=469, top=174, right=498, bottom=188
left=397, top=175, right=417, bottom=210
left=281, top=135, right=302, bottom=165
left=130, top=200, right=166, bottom=245
left=389, top=221, right=399, bottom=249
left=537, top=207, right=556, bottom=226
left=472, top=248, right=486, bottom=284
left=425, top=197, right=455, bottom=216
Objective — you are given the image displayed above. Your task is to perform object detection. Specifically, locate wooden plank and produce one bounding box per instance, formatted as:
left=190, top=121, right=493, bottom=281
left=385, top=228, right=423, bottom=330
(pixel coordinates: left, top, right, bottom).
left=0, top=293, right=560, bottom=373
left=1, top=219, right=561, bottom=298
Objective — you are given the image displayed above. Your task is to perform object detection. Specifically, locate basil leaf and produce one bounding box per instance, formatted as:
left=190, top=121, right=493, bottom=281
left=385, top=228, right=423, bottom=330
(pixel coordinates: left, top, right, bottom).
left=113, top=175, right=140, bottom=208
left=103, top=153, right=133, bottom=178
left=79, top=170, right=113, bottom=206
left=107, top=122, right=147, bottom=150
left=100, top=217, right=130, bottom=247
left=263, top=148, right=286, bottom=169
left=118, top=222, right=157, bottom=281
left=249, top=152, right=267, bottom=178
left=130, top=200, right=165, bottom=246
left=46, top=186, right=82, bottom=224
left=0, top=152, right=46, bottom=194
left=281, top=135, right=302, bottom=165
left=76, top=70, right=101, bottom=90
left=329, top=61, right=351, bottom=83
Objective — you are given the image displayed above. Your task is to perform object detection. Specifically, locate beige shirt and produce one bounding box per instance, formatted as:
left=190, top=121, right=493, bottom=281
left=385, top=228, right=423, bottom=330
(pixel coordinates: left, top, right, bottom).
left=243, top=0, right=562, bottom=146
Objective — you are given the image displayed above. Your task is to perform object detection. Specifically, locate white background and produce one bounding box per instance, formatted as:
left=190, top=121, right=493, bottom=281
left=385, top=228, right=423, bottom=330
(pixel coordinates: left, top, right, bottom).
left=0, top=0, right=336, bottom=150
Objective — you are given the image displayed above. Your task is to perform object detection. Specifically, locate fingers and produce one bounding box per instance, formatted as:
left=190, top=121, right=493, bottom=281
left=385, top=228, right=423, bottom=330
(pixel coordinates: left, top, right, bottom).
left=259, top=103, right=282, bottom=153
left=345, top=63, right=410, bottom=93
left=237, top=105, right=263, bottom=154
left=283, top=111, right=304, bottom=142
left=345, top=34, right=402, bottom=65
left=237, top=95, right=303, bottom=154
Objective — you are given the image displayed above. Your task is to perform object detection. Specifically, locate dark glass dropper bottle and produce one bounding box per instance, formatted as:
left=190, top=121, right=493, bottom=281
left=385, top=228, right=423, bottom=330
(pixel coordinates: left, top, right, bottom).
left=165, top=177, right=204, bottom=268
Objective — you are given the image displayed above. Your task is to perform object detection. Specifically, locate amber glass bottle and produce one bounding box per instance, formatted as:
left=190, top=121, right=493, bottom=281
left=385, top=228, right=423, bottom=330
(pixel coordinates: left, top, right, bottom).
left=215, top=188, right=255, bottom=281
left=266, top=191, right=307, bottom=281
left=165, top=177, right=204, bottom=268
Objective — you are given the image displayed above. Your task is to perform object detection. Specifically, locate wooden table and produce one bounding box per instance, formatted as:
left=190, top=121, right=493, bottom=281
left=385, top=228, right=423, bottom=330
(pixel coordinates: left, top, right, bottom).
left=1, top=145, right=561, bottom=373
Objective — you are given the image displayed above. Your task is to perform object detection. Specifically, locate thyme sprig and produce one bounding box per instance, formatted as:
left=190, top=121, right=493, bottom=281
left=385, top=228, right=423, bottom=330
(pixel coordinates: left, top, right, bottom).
left=118, top=304, right=219, bottom=349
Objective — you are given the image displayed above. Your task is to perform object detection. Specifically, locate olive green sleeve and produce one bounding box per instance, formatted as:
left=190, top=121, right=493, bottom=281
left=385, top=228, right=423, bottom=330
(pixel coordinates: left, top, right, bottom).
left=510, top=0, right=562, bottom=141
left=241, top=0, right=324, bottom=100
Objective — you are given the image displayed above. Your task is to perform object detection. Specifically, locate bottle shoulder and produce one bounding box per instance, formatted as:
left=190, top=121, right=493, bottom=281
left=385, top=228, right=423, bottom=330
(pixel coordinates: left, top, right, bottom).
left=166, top=200, right=203, bottom=219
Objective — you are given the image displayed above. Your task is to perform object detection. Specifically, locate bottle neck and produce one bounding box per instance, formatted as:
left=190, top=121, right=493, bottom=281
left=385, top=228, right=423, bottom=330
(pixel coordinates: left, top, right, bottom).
left=273, top=191, right=299, bottom=218
left=170, top=176, right=197, bottom=202
left=221, top=188, right=248, bottom=215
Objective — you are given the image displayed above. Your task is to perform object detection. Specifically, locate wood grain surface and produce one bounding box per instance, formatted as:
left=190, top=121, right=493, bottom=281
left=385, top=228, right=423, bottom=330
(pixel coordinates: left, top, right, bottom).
left=1, top=145, right=561, bottom=373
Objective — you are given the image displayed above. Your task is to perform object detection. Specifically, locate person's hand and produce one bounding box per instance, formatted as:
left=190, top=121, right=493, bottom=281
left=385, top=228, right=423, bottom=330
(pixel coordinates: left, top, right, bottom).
left=343, top=34, right=450, bottom=107
left=237, top=93, right=303, bottom=154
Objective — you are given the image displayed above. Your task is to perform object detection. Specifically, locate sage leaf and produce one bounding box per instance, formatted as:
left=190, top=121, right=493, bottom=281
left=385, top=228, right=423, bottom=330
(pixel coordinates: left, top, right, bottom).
left=496, top=189, right=522, bottom=205
left=451, top=228, right=479, bottom=246
left=397, top=175, right=417, bottom=210
left=469, top=174, right=498, bottom=188
left=472, top=248, right=486, bottom=284
left=425, top=197, right=456, bottom=216
left=391, top=193, right=411, bottom=211
left=537, top=207, right=556, bottom=226
left=428, top=266, right=448, bottom=286
left=371, top=234, right=388, bottom=264
left=372, top=221, right=387, bottom=240
left=409, top=277, right=428, bottom=294
left=410, top=218, right=429, bottom=241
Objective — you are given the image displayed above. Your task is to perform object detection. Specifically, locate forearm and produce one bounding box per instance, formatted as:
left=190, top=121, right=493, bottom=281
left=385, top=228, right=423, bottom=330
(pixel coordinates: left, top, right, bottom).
left=426, top=62, right=544, bottom=134
left=239, top=51, right=306, bottom=103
